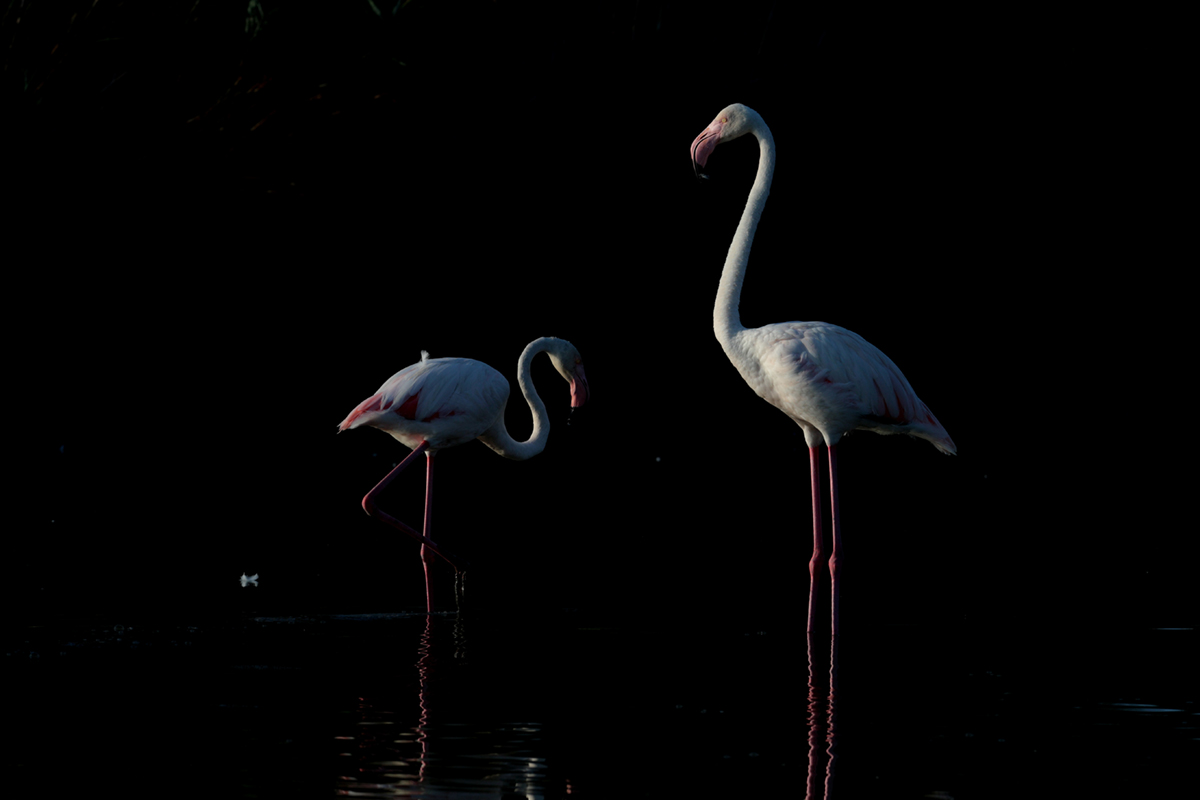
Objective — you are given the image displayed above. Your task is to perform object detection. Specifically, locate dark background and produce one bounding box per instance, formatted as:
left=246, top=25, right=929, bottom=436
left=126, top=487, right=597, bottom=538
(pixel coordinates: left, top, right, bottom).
left=7, top=3, right=1190, bottom=628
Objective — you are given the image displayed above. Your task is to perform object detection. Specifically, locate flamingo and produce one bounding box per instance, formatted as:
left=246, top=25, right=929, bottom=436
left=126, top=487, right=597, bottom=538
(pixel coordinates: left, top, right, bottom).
left=338, top=337, right=589, bottom=613
left=690, top=104, right=955, bottom=635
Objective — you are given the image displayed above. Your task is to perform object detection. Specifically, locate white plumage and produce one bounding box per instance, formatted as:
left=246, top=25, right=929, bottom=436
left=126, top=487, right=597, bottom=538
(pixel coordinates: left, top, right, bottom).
left=339, top=351, right=511, bottom=452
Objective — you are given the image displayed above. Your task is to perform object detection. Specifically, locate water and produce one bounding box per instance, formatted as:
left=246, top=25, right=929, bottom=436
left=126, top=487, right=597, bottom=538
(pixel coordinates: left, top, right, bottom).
left=4, top=611, right=1194, bottom=798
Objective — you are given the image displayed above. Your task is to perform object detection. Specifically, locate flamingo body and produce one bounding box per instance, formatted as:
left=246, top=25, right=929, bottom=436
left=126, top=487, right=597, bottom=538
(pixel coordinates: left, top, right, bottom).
left=338, top=353, right=511, bottom=452
left=725, top=321, right=955, bottom=454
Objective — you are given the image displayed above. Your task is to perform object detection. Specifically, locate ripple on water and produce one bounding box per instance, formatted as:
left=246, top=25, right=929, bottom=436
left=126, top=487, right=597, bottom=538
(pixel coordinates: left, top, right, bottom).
left=333, top=715, right=554, bottom=797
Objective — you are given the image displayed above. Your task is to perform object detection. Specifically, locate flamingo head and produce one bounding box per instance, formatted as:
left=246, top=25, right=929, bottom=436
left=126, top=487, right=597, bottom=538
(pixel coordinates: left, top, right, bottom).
left=690, top=103, right=761, bottom=178
left=545, top=338, right=590, bottom=408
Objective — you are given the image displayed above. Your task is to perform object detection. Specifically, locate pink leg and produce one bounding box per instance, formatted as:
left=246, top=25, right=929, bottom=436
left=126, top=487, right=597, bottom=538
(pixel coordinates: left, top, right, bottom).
left=420, top=452, right=436, bottom=613
left=361, top=441, right=468, bottom=573
left=807, top=446, right=825, bottom=634
left=827, top=444, right=842, bottom=636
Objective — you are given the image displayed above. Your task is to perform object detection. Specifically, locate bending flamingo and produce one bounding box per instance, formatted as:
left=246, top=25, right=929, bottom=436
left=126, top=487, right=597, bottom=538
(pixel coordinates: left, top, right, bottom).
left=690, top=104, right=955, bottom=635
left=338, top=337, right=589, bottom=613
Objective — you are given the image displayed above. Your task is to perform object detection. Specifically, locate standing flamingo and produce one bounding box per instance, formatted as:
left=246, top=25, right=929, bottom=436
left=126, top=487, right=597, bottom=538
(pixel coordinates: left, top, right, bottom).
left=338, top=337, right=589, bottom=613
left=690, top=104, right=955, bottom=635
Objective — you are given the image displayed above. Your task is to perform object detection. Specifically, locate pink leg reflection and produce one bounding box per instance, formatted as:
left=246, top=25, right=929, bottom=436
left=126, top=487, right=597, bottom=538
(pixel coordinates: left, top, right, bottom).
left=805, top=626, right=839, bottom=799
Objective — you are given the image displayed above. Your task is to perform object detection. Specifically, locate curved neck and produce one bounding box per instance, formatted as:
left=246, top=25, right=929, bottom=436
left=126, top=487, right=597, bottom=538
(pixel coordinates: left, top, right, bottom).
left=478, top=338, right=552, bottom=461
left=714, top=122, right=775, bottom=348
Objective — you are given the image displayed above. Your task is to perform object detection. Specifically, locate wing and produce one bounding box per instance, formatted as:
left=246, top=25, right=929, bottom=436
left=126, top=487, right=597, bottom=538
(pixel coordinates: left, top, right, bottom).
left=754, top=322, right=955, bottom=453
left=803, top=325, right=926, bottom=422
left=338, top=355, right=510, bottom=437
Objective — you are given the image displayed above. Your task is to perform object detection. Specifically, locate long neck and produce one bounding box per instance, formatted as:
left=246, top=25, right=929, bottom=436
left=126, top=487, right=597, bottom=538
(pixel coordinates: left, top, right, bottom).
left=714, top=122, right=775, bottom=349
left=478, top=338, right=552, bottom=461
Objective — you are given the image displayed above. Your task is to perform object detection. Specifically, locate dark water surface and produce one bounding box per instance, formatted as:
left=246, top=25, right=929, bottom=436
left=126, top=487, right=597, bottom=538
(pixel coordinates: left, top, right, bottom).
left=4, top=609, right=1194, bottom=799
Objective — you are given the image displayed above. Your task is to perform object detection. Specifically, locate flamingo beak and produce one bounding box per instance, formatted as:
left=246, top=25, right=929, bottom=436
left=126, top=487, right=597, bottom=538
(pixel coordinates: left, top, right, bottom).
left=690, top=121, right=723, bottom=179
left=570, top=364, right=590, bottom=408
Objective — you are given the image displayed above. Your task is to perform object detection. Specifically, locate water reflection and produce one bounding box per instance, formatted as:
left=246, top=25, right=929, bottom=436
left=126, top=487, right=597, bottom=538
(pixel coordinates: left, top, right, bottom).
left=10, top=613, right=1193, bottom=797
left=334, top=612, right=552, bottom=798
left=805, top=629, right=839, bottom=800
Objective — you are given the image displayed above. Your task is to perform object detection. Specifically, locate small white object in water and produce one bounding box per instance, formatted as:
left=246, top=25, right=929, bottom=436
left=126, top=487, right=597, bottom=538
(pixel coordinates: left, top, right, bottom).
left=240, top=573, right=259, bottom=587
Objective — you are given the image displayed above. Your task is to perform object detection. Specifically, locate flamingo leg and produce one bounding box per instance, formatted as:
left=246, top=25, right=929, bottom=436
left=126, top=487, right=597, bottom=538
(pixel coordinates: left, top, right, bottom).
left=827, top=444, right=842, bottom=636
left=807, top=445, right=825, bottom=634
left=420, top=452, right=436, bottom=613
left=361, top=441, right=469, bottom=576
